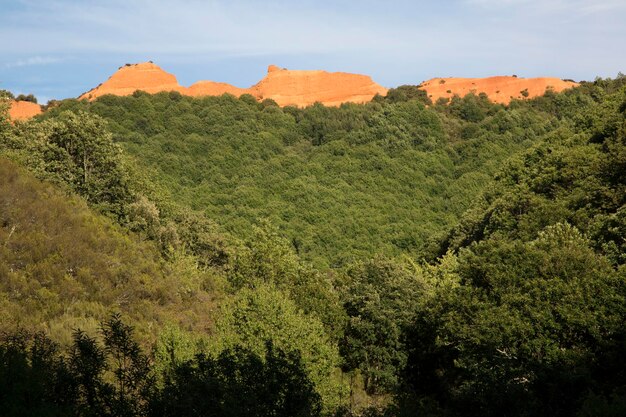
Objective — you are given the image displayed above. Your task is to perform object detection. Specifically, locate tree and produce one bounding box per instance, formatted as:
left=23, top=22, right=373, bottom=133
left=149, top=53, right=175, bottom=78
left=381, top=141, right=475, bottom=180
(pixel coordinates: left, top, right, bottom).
left=211, top=284, right=346, bottom=411
left=70, top=330, right=112, bottom=416
left=0, top=89, right=15, bottom=100
left=228, top=222, right=346, bottom=338
left=404, top=224, right=625, bottom=417
left=384, top=85, right=432, bottom=105
left=11, top=110, right=135, bottom=218
left=0, top=331, right=79, bottom=417
left=338, top=254, right=456, bottom=394
left=101, top=314, right=153, bottom=417
left=151, top=343, right=322, bottom=417
left=0, top=99, right=10, bottom=135
left=16, top=93, right=38, bottom=104
left=47, top=111, right=133, bottom=216
left=152, top=325, right=204, bottom=381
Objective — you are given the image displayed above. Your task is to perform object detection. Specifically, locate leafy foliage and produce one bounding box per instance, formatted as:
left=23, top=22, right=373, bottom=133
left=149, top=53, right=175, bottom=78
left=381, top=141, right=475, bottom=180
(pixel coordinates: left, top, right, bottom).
left=0, top=315, right=322, bottom=417
left=211, top=283, right=346, bottom=411
left=0, top=90, right=15, bottom=100
left=42, top=90, right=553, bottom=267
left=1, top=74, right=626, bottom=416
left=406, top=225, right=625, bottom=416
left=152, top=342, right=322, bottom=417
left=16, top=93, right=38, bottom=104
left=398, top=76, right=626, bottom=416
left=339, top=256, right=424, bottom=393
left=7, top=111, right=133, bottom=217
left=0, top=158, right=218, bottom=344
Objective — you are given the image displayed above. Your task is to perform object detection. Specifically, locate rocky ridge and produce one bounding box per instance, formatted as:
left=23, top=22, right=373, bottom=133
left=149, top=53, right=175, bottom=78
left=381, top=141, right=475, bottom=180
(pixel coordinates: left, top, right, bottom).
left=420, top=75, right=578, bottom=104
left=79, top=62, right=388, bottom=107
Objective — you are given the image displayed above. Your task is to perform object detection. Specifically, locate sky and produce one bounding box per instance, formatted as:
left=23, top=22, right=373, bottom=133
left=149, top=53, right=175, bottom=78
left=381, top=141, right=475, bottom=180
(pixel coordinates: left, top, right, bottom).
left=0, top=0, right=625, bottom=103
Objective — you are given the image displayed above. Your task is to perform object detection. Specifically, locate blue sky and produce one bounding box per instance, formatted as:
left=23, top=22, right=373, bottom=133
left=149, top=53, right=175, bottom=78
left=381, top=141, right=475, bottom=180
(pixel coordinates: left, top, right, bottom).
left=1, top=0, right=624, bottom=103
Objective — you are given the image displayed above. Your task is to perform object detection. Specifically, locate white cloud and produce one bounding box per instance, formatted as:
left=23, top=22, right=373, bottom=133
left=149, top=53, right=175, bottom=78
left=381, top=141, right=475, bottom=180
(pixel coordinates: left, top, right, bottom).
left=3, top=56, right=62, bottom=69
left=465, top=0, right=626, bottom=15
left=0, top=0, right=408, bottom=56
left=578, top=0, right=626, bottom=14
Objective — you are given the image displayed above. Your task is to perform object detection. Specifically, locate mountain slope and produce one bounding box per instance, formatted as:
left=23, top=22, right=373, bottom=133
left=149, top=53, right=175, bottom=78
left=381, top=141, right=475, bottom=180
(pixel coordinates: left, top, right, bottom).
left=2, top=73, right=625, bottom=416
left=0, top=158, right=216, bottom=345
left=47, top=87, right=562, bottom=266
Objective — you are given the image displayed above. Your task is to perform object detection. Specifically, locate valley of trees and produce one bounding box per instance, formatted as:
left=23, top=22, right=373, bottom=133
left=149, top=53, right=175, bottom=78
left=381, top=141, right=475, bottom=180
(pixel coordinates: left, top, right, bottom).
left=38, top=88, right=555, bottom=267
left=0, top=75, right=625, bottom=416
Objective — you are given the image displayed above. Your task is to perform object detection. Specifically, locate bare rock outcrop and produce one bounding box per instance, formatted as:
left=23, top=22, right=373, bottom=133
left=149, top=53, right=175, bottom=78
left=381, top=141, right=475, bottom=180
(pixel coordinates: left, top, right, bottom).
left=79, top=62, right=185, bottom=100
left=420, top=76, right=578, bottom=104
left=250, top=65, right=388, bottom=107
left=187, top=81, right=250, bottom=97
left=79, top=62, right=387, bottom=107
left=8, top=100, right=42, bottom=120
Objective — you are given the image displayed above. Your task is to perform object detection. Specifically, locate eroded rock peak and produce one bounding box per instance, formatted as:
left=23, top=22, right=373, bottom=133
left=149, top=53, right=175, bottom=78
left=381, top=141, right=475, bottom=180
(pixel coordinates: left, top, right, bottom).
left=80, top=62, right=388, bottom=107
left=419, top=75, right=578, bottom=104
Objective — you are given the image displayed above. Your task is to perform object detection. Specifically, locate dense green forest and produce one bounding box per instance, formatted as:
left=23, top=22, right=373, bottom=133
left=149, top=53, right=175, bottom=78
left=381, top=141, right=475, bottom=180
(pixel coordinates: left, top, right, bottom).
left=40, top=89, right=556, bottom=267
left=0, top=74, right=625, bottom=416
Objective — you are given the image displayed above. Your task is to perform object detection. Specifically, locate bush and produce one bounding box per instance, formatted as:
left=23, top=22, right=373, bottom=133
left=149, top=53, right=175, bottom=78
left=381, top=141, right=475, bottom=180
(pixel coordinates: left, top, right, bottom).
left=16, top=94, right=38, bottom=104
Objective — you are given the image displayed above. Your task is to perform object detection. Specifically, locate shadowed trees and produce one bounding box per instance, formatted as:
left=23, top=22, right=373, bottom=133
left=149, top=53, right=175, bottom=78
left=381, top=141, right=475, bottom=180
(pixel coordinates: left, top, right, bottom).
left=0, top=315, right=323, bottom=417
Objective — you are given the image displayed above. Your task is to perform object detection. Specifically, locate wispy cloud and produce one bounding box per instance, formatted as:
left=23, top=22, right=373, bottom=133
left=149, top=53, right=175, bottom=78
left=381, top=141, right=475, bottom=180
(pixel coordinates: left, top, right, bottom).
left=3, top=56, right=62, bottom=69
left=466, top=0, right=532, bottom=7
left=466, top=0, right=626, bottom=15
left=0, top=0, right=408, bottom=56
left=578, top=0, right=626, bottom=14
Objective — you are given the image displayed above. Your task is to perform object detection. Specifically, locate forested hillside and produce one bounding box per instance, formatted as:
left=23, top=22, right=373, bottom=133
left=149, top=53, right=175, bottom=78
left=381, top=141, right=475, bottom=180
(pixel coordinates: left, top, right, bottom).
left=0, top=158, right=214, bottom=344
left=42, top=89, right=558, bottom=267
left=0, top=74, right=625, bottom=417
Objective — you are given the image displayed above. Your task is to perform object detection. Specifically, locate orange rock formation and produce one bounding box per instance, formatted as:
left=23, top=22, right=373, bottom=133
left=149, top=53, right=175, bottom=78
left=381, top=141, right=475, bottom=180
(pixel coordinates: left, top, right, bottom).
left=187, top=81, right=249, bottom=97
left=7, top=100, right=42, bottom=120
left=80, top=62, right=185, bottom=100
left=79, top=62, right=388, bottom=107
left=251, top=66, right=388, bottom=107
left=419, top=76, right=578, bottom=105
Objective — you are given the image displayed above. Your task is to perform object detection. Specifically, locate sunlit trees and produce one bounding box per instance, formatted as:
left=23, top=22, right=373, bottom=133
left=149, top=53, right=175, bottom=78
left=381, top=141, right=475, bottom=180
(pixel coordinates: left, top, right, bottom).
left=211, top=284, right=346, bottom=411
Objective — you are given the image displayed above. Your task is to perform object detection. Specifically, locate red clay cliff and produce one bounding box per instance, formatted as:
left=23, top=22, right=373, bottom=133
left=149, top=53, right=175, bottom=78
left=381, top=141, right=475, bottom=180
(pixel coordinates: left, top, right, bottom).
left=250, top=65, right=388, bottom=107
left=3, top=63, right=579, bottom=121
left=7, top=100, right=42, bottom=120
left=79, top=63, right=186, bottom=100
left=79, top=62, right=388, bottom=107
left=419, top=76, right=578, bottom=105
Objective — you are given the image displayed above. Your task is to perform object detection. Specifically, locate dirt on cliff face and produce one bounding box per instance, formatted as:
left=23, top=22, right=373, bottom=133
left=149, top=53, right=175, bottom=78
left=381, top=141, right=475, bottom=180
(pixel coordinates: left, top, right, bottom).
left=8, top=100, right=42, bottom=120
left=420, top=76, right=578, bottom=104
left=79, top=62, right=388, bottom=107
